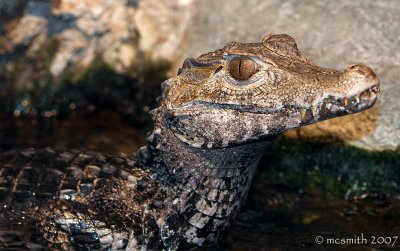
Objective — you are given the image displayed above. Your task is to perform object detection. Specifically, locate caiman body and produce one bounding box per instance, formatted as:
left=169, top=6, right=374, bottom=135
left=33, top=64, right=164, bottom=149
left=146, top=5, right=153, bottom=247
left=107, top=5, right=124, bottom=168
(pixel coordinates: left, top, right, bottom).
left=0, top=34, right=379, bottom=250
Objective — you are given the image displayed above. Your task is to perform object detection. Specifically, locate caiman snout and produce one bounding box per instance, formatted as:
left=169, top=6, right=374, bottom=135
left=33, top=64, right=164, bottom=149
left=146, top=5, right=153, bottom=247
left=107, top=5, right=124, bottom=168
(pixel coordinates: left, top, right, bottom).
left=313, top=64, right=380, bottom=123
left=346, top=64, right=380, bottom=90
left=342, top=64, right=380, bottom=107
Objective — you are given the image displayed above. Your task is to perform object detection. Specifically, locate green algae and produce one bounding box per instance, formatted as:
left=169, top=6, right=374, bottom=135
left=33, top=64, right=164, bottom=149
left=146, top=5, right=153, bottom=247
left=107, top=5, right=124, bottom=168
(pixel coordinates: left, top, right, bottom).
left=228, top=137, right=400, bottom=251
left=257, top=136, right=400, bottom=198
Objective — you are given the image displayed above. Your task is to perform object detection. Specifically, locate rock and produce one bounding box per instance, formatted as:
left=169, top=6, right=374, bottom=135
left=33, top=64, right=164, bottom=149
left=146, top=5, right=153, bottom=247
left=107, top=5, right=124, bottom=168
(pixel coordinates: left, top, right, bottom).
left=1, top=1, right=45, bottom=48
left=1, top=0, right=193, bottom=76
left=0, top=0, right=194, bottom=123
left=134, top=0, right=193, bottom=62
left=1, top=0, right=139, bottom=78
left=0, top=0, right=26, bottom=19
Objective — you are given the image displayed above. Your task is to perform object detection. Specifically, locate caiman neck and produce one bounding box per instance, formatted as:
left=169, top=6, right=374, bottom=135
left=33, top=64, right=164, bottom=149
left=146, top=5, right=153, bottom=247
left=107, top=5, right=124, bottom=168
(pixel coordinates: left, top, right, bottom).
left=142, top=107, right=268, bottom=245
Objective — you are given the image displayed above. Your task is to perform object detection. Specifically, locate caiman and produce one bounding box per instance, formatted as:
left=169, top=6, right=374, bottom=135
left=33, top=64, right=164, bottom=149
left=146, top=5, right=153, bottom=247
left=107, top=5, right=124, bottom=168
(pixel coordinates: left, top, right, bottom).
left=0, top=34, right=380, bottom=250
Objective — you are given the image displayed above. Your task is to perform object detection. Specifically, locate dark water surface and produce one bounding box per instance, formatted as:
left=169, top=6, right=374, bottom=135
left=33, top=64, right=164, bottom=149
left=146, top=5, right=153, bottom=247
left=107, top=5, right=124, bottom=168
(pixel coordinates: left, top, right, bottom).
left=1, top=111, right=399, bottom=251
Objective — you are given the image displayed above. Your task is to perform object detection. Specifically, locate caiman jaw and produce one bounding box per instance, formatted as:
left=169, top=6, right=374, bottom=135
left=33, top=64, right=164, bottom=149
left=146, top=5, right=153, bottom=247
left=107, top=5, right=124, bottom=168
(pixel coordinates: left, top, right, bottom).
left=297, top=64, right=380, bottom=125
left=300, top=85, right=379, bottom=122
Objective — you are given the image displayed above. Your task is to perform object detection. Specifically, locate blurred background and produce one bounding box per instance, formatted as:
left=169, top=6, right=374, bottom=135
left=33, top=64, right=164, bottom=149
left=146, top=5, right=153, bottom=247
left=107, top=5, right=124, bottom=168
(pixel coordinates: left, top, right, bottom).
left=1, top=0, right=399, bottom=250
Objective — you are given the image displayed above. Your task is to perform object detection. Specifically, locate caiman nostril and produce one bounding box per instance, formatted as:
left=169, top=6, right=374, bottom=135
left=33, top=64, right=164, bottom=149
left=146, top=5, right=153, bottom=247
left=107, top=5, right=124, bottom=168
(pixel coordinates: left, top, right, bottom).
left=348, top=64, right=379, bottom=84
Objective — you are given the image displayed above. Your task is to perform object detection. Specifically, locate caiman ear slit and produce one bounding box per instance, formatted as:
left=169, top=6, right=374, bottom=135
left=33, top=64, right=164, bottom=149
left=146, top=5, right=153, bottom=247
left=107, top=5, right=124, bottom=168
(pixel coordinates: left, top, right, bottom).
left=262, top=33, right=308, bottom=62
left=228, top=58, right=257, bottom=81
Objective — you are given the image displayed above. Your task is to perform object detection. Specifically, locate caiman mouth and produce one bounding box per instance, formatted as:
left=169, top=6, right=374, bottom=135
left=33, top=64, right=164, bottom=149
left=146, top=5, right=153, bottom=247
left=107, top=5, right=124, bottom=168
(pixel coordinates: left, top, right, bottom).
left=297, top=84, right=380, bottom=123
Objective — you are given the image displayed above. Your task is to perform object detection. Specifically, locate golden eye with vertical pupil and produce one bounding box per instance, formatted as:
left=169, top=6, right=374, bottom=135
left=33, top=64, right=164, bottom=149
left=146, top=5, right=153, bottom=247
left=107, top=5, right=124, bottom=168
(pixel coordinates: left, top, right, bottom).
left=228, top=58, right=257, bottom=81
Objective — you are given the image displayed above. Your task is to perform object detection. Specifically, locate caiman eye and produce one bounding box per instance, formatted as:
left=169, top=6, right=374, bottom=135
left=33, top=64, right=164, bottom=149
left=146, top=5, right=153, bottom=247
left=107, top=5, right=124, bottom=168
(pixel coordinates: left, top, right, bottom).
left=228, top=58, right=257, bottom=81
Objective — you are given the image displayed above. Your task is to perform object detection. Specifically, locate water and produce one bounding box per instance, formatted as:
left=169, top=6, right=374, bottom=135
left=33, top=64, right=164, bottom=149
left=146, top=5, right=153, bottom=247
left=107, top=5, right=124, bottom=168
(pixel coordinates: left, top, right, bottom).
left=0, top=111, right=147, bottom=154
left=221, top=182, right=400, bottom=250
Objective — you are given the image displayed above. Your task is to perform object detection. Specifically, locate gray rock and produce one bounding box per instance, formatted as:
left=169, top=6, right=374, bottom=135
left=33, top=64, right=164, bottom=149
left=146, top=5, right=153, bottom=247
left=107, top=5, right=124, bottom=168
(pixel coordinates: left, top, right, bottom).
left=1, top=0, right=139, bottom=76
left=0, top=0, right=26, bottom=18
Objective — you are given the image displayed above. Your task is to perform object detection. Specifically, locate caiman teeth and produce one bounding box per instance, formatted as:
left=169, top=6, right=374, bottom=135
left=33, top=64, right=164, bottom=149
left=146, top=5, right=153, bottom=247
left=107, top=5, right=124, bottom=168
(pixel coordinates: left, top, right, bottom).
left=311, top=107, right=317, bottom=117
left=343, top=97, right=349, bottom=106
left=354, top=95, right=360, bottom=103
left=300, top=109, right=307, bottom=121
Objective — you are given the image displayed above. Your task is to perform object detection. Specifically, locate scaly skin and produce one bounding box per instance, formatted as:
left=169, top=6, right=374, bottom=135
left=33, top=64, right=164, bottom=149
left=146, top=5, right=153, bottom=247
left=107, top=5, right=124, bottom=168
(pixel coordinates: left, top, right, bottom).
left=0, top=34, right=379, bottom=250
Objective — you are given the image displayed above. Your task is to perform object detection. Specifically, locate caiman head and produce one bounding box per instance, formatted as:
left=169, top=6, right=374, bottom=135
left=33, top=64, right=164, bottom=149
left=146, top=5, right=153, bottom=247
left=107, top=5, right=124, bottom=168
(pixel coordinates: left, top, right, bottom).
left=160, top=34, right=380, bottom=148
